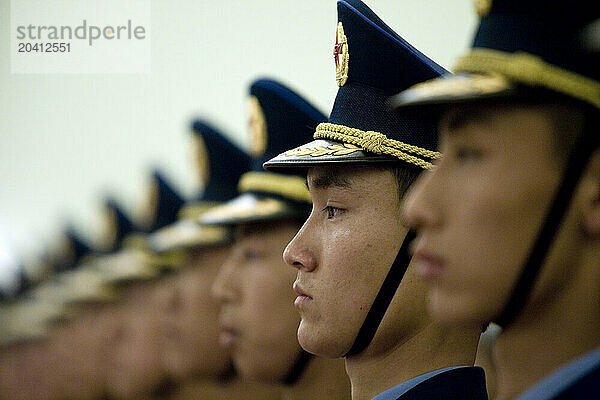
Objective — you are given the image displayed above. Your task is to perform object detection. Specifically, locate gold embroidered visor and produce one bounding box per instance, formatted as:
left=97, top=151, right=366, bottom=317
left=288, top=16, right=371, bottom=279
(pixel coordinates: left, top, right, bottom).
left=391, top=49, right=600, bottom=112
left=147, top=219, right=231, bottom=253
left=93, top=246, right=182, bottom=283
left=264, top=123, right=441, bottom=171
left=200, top=192, right=307, bottom=226
left=0, top=300, right=65, bottom=346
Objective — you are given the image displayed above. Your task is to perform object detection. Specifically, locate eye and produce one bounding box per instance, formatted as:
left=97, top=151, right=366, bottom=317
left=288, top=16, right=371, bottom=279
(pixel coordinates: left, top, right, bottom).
left=322, top=205, right=344, bottom=220
left=240, top=247, right=263, bottom=261
left=455, top=146, right=483, bottom=162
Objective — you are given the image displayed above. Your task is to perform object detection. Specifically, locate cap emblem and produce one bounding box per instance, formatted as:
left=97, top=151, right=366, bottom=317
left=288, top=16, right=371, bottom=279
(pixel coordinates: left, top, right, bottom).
left=473, top=0, right=492, bottom=17
left=334, top=22, right=349, bottom=87
left=96, top=205, right=118, bottom=250
left=192, top=134, right=210, bottom=185
left=135, top=177, right=159, bottom=230
left=247, top=96, right=268, bottom=157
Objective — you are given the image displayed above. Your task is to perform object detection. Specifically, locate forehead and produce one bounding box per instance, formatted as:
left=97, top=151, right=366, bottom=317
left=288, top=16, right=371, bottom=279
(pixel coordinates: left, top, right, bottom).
left=439, top=102, right=555, bottom=138
left=307, top=164, right=394, bottom=191
left=234, top=220, right=299, bottom=240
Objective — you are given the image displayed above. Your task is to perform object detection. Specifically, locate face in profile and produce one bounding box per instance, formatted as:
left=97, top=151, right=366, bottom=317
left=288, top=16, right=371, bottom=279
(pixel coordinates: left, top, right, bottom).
left=106, top=282, right=166, bottom=400
left=403, top=104, right=564, bottom=326
left=47, top=303, right=120, bottom=400
left=154, top=245, right=232, bottom=380
left=212, top=220, right=303, bottom=383
left=283, top=165, right=426, bottom=358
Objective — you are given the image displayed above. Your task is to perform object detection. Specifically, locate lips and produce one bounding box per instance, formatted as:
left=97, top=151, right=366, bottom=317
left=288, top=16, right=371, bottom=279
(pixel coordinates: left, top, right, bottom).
left=410, top=240, right=445, bottom=279
left=218, top=317, right=240, bottom=348
left=293, top=280, right=313, bottom=309
left=219, top=328, right=237, bottom=348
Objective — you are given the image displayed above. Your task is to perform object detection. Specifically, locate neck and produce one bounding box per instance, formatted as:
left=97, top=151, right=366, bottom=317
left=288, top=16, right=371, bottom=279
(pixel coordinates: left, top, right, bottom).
left=170, top=376, right=282, bottom=400
left=281, top=356, right=351, bottom=400
left=345, top=321, right=480, bottom=400
left=494, top=252, right=600, bottom=400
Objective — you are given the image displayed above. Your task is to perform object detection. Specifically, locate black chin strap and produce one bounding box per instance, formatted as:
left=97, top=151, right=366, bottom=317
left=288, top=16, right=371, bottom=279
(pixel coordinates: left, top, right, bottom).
left=344, top=230, right=416, bottom=356
left=283, top=349, right=313, bottom=385
left=495, top=113, right=599, bottom=328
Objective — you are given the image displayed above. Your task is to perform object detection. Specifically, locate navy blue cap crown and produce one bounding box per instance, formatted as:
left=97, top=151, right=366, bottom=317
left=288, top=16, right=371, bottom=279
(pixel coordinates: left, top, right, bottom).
left=49, top=227, right=92, bottom=273
left=473, top=1, right=600, bottom=82
left=143, top=170, right=186, bottom=232
left=392, top=1, right=600, bottom=112
left=191, top=120, right=252, bottom=202
left=100, top=197, right=135, bottom=253
left=249, top=78, right=327, bottom=170
left=199, top=79, right=326, bottom=226
left=329, top=0, right=445, bottom=149
left=264, top=0, right=446, bottom=171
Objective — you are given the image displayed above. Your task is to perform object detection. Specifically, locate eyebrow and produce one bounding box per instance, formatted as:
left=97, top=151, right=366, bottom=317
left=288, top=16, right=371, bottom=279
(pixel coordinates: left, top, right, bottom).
left=307, top=170, right=352, bottom=190
left=440, top=106, right=489, bottom=135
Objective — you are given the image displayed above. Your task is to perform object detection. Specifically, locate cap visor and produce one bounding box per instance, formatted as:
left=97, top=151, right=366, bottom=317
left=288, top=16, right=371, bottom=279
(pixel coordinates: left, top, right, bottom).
left=148, top=219, right=230, bottom=253
left=390, top=73, right=521, bottom=114
left=263, top=138, right=397, bottom=172
left=200, top=193, right=304, bottom=226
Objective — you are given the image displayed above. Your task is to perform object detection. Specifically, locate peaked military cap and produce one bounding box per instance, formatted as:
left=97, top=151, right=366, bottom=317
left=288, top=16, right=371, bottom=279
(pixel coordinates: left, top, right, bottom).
left=201, top=78, right=327, bottom=226
left=131, top=169, right=186, bottom=235
left=391, top=0, right=600, bottom=112
left=94, top=197, right=135, bottom=254
left=264, top=0, right=446, bottom=171
left=46, top=227, right=93, bottom=273
left=147, top=119, right=252, bottom=253
left=392, top=1, right=600, bottom=329
left=94, top=169, right=186, bottom=283
left=0, top=263, right=36, bottom=303
left=0, top=298, right=64, bottom=346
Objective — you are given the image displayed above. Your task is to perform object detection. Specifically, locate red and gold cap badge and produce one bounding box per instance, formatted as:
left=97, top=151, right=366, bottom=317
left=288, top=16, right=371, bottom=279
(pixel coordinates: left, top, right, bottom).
left=191, top=134, right=210, bottom=185
left=334, top=22, right=349, bottom=87
left=247, top=95, right=268, bottom=157
left=473, top=0, right=492, bottom=17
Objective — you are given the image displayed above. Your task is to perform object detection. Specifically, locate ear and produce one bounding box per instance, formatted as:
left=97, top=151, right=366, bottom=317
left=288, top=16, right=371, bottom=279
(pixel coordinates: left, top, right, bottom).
left=580, top=149, right=600, bottom=237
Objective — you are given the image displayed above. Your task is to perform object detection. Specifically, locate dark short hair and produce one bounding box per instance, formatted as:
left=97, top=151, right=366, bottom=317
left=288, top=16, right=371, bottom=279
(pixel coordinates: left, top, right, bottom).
left=370, top=163, right=421, bottom=205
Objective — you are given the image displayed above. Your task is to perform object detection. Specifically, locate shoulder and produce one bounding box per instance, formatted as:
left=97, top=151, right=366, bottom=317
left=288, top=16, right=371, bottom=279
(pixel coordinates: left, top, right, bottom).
left=373, top=366, right=488, bottom=400
left=552, top=364, right=600, bottom=400
left=400, top=366, right=488, bottom=400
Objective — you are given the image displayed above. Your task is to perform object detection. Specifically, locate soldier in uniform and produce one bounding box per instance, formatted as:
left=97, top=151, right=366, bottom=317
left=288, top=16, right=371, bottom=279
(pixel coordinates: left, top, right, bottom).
left=203, top=78, right=351, bottom=399
left=395, top=1, right=600, bottom=399
left=0, top=226, right=116, bottom=400
left=96, top=169, right=187, bottom=400
left=147, top=119, right=251, bottom=386
left=147, top=119, right=281, bottom=399
left=263, top=1, right=488, bottom=399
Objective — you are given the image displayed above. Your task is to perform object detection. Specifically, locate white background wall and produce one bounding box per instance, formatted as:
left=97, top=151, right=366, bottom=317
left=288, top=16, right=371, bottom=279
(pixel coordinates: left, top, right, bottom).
left=0, top=0, right=477, bottom=277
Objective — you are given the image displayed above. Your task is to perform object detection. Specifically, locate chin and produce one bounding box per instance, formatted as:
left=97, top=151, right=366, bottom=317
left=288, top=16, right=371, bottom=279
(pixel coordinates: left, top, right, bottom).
left=297, top=319, right=350, bottom=358
left=235, top=359, right=285, bottom=384
left=428, top=289, right=491, bottom=327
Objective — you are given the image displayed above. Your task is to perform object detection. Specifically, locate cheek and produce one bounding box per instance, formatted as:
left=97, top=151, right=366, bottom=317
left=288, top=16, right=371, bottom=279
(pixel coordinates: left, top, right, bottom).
left=181, top=270, right=219, bottom=310
left=441, top=170, right=558, bottom=315
left=243, top=263, right=298, bottom=339
left=318, top=219, right=403, bottom=327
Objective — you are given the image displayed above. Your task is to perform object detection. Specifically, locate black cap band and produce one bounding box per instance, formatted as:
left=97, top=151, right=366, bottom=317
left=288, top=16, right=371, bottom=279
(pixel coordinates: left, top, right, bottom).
left=282, top=349, right=313, bottom=385
left=495, top=111, right=600, bottom=327
left=344, top=230, right=416, bottom=356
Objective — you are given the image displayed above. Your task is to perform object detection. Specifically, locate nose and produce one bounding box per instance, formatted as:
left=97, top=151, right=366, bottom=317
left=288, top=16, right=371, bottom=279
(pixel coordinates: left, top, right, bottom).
left=210, top=254, right=237, bottom=303
left=402, top=168, right=442, bottom=232
left=283, top=221, right=317, bottom=272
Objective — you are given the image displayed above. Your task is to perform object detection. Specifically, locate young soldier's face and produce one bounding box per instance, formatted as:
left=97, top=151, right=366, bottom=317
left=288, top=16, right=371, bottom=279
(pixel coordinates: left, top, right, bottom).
left=211, top=221, right=303, bottom=383
left=404, top=104, right=563, bottom=326
left=154, top=245, right=232, bottom=380
left=106, top=284, right=165, bottom=400
left=284, top=165, right=426, bottom=357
